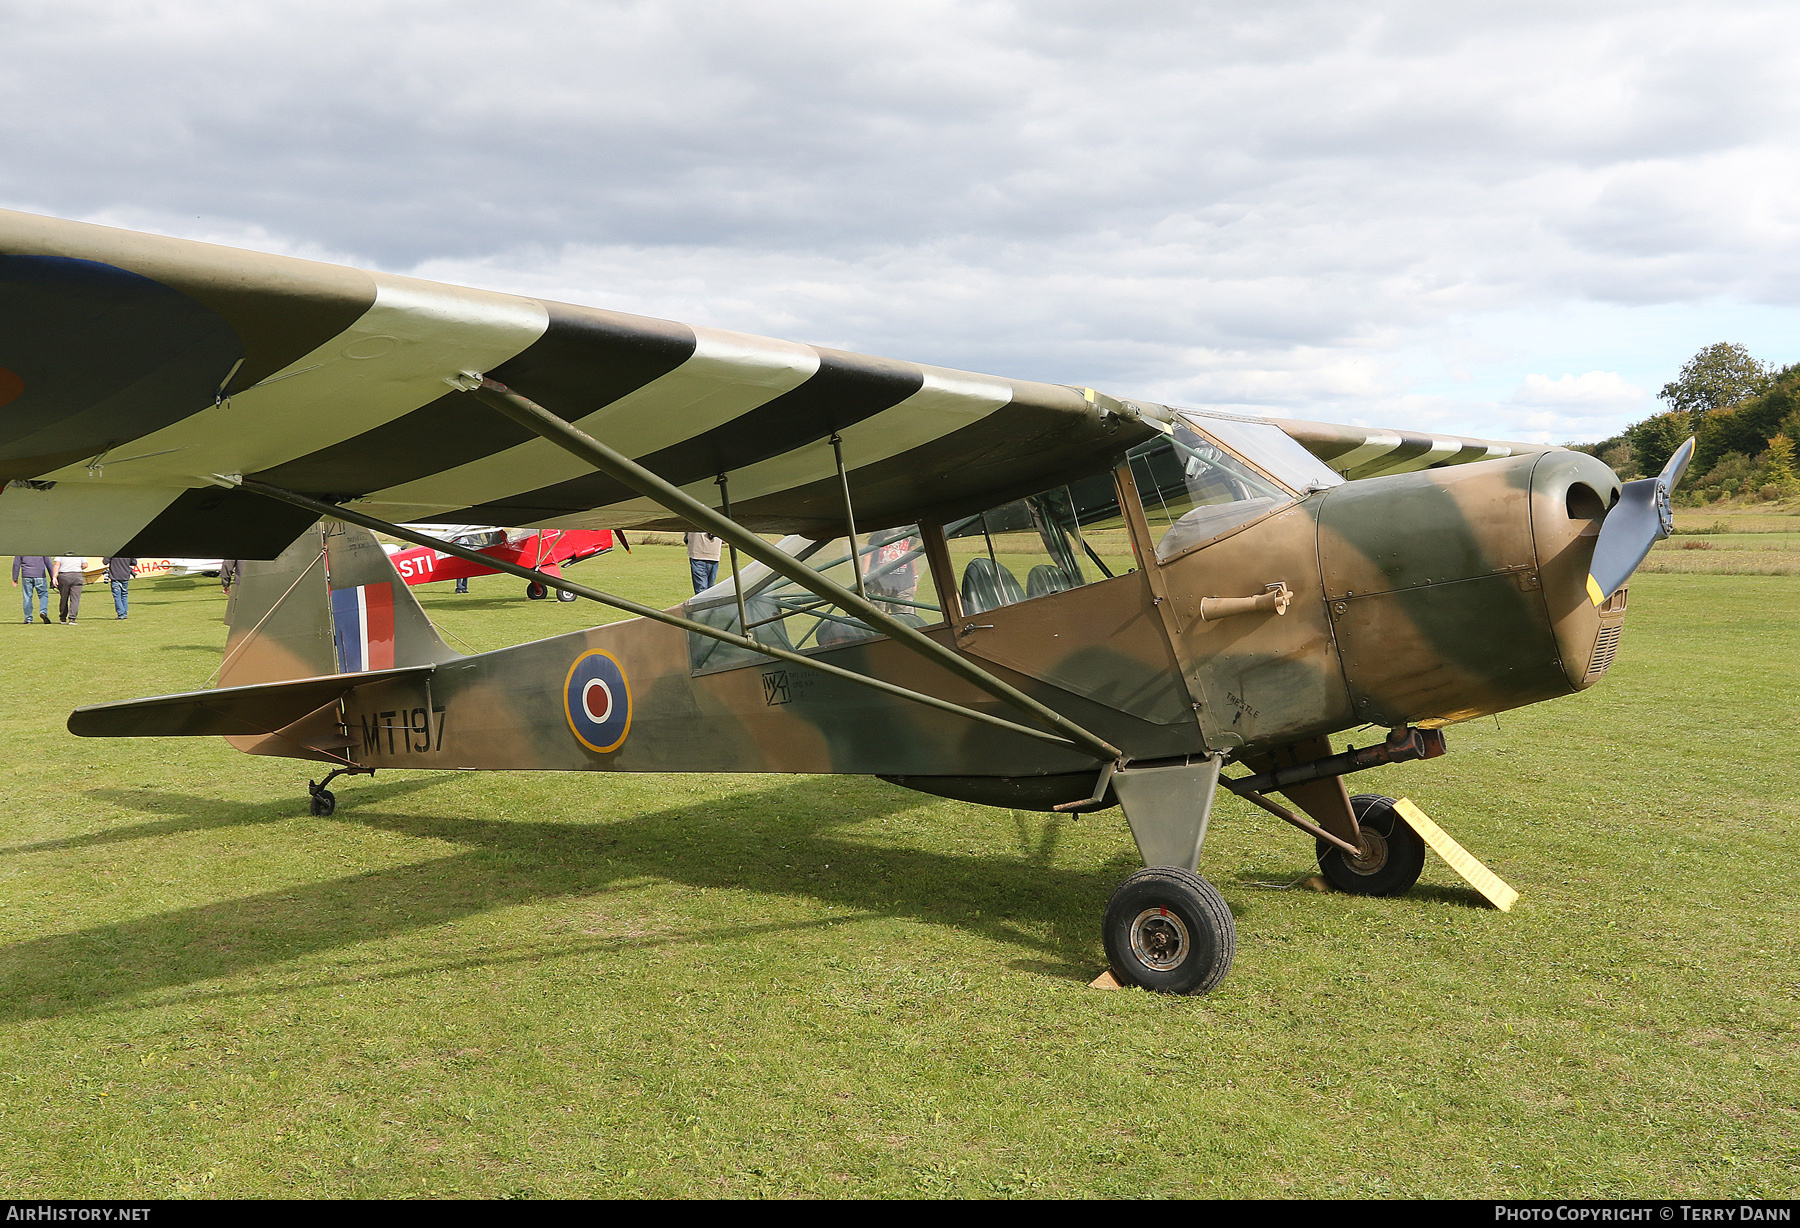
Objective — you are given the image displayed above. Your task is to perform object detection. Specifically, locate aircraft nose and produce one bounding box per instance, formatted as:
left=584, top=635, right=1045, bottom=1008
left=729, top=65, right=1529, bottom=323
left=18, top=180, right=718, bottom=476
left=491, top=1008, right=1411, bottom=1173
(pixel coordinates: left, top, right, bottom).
left=1527, top=450, right=1627, bottom=689
left=1316, top=450, right=1610, bottom=727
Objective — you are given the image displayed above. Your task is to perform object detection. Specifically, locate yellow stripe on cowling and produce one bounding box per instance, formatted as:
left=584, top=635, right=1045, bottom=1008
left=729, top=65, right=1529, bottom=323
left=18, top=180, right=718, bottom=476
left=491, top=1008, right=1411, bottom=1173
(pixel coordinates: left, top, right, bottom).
left=1586, top=574, right=1605, bottom=606
left=1392, top=798, right=1519, bottom=912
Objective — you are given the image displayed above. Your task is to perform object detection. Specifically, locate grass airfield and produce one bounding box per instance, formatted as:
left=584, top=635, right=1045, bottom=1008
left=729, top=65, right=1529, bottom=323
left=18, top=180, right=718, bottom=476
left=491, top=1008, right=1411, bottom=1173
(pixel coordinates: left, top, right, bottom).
left=0, top=541, right=1794, bottom=1198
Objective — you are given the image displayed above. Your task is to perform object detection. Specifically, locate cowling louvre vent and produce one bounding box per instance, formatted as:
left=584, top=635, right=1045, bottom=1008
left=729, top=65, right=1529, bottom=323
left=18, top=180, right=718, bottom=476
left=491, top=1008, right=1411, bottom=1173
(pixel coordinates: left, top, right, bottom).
left=1585, top=623, right=1623, bottom=681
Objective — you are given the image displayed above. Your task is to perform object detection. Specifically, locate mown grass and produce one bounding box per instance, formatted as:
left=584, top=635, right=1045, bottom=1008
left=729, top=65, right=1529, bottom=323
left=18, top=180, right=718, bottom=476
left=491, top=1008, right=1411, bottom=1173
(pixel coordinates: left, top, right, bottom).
left=0, top=548, right=1794, bottom=1198
left=1641, top=536, right=1800, bottom=576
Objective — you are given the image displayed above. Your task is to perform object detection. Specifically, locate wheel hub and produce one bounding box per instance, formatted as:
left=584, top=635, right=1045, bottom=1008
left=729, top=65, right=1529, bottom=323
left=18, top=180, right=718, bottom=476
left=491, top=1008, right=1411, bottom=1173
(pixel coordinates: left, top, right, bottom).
left=1128, top=907, right=1191, bottom=971
left=1346, top=828, right=1388, bottom=874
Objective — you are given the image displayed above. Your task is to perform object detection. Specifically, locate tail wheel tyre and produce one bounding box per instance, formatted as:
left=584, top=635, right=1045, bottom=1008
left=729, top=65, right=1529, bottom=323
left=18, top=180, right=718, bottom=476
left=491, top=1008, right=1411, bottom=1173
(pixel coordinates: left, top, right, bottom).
left=1102, top=867, right=1236, bottom=995
left=308, top=788, right=336, bottom=818
left=554, top=587, right=578, bottom=602
left=1315, top=793, right=1426, bottom=896
left=525, top=582, right=548, bottom=600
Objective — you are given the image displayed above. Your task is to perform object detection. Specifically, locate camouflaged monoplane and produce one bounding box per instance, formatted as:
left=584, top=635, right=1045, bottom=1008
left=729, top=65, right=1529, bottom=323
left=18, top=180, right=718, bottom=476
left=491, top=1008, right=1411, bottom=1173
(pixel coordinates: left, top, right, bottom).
left=1, top=209, right=1692, bottom=994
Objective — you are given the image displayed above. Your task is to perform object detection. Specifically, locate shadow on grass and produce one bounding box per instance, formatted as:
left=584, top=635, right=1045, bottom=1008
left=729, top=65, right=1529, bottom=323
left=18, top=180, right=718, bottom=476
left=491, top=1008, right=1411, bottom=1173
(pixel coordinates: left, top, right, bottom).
left=156, top=644, right=223, bottom=654
left=0, top=778, right=451, bottom=858
left=0, top=777, right=1140, bottom=1021
left=1410, top=882, right=1501, bottom=910
left=1226, top=865, right=1500, bottom=911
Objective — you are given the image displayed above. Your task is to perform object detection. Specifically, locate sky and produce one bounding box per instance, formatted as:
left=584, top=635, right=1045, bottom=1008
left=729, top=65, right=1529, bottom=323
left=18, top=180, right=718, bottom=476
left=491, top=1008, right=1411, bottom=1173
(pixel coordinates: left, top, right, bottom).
left=4, top=0, right=1800, bottom=442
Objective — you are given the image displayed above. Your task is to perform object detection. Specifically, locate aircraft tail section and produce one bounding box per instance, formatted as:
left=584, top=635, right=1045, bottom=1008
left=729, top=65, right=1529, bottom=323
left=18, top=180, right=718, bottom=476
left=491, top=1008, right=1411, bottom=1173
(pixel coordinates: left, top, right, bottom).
left=222, top=520, right=459, bottom=690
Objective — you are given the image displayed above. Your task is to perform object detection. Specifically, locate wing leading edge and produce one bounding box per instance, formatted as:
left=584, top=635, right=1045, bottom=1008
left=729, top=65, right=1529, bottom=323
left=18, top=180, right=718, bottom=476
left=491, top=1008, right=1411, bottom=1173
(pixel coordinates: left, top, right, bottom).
left=0, top=208, right=1562, bottom=557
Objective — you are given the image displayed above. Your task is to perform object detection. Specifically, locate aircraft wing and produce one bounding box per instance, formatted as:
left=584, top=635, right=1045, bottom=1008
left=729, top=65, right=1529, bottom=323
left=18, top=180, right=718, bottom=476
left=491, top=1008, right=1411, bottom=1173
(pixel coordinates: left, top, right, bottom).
left=1270, top=417, right=1555, bottom=480
left=0, top=209, right=1162, bottom=557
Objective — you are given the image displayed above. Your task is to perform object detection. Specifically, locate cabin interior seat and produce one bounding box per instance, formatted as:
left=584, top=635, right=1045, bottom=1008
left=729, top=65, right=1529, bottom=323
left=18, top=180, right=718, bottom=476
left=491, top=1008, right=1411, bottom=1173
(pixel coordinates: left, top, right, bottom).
left=1025, top=564, right=1077, bottom=599
left=960, top=557, right=1025, bottom=614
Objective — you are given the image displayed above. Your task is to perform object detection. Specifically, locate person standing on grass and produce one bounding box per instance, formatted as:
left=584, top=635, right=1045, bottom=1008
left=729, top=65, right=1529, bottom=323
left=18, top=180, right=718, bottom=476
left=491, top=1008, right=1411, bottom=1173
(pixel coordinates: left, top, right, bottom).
left=11, top=555, right=53, bottom=624
left=686, top=531, right=721, bottom=594
left=103, top=555, right=137, bottom=620
left=53, top=554, right=86, bottom=624
left=219, top=559, right=240, bottom=590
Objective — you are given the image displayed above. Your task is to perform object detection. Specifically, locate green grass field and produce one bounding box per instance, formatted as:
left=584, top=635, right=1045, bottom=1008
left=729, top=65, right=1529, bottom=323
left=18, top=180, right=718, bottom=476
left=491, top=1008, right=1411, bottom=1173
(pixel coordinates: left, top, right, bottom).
left=1649, top=507, right=1800, bottom=575
left=0, top=545, right=1794, bottom=1198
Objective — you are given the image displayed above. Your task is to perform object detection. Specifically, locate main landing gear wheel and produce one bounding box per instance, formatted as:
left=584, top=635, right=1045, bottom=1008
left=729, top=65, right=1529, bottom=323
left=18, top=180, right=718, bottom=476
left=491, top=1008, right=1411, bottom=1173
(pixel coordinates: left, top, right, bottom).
left=1102, top=867, right=1236, bottom=995
left=525, top=582, right=548, bottom=600
left=554, top=587, right=577, bottom=602
left=1316, top=793, right=1426, bottom=896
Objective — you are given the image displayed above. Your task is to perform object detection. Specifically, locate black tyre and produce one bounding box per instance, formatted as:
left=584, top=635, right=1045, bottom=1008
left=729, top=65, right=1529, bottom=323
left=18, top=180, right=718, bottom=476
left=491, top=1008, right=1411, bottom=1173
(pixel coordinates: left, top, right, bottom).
left=526, top=582, right=548, bottom=600
left=308, top=788, right=336, bottom=818
left=1101, top=867, right=1236, bottom=995
left=1316, top=793, right=1425, bottom=896
left=554, top=587, right=578, bottom=602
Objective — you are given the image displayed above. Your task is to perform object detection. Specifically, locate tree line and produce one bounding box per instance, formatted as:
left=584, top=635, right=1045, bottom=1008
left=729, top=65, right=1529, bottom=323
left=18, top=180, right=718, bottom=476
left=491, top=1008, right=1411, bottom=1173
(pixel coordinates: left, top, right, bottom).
left=1579, top=342, right=1799, bottom=504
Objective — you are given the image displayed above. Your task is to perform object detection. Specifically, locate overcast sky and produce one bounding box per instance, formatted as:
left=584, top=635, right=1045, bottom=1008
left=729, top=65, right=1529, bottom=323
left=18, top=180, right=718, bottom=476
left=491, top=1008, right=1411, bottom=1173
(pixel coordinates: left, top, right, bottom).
left=5, top=0, right=1799, bottom=441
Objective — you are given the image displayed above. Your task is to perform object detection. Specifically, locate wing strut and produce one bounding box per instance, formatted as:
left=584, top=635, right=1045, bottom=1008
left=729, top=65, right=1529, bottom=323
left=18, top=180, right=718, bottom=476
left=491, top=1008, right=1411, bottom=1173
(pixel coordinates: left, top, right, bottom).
left=231, top=479, right=1093, bottom=754
left=459, top=376, right=1123, bottom=763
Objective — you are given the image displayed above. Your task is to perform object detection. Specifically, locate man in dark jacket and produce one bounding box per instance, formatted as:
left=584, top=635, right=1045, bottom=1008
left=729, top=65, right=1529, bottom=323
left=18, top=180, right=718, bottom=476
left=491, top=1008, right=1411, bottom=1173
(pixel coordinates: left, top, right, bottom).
left=11, top=556, right=52, bottom=624
left=103, top=556, right=138, bottom=620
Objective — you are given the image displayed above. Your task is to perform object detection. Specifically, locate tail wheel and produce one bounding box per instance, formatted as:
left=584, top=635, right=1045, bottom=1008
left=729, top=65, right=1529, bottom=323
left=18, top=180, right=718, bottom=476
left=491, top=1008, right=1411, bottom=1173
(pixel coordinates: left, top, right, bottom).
left=1315, top=794, right=1426, bottom=896
left=1102, top=867, right=1236, bottom=995
left=554, top=587, right=578, bottom=602
left=525, top=582, right=548, bottom=600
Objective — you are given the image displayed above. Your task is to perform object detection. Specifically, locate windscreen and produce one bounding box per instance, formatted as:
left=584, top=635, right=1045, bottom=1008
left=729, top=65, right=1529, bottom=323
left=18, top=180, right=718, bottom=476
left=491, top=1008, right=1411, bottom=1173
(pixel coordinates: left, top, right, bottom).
left=1128, top=424, right=1292, bottom=562
left=1175, top=410, right=1344, bottom=492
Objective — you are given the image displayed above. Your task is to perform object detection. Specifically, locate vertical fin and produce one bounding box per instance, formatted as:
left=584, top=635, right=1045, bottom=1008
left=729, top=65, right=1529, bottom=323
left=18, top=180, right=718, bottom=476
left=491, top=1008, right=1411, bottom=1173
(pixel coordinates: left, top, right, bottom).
left=221, top=520, right=458, bottom=688
left=220, top=524, right=335, bottom=688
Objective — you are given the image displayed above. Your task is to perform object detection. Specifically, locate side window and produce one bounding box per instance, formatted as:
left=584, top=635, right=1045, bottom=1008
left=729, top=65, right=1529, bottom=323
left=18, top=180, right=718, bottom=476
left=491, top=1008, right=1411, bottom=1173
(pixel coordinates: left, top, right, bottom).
left=1128, top=425, right=1292, bottom=562
left=943, top=476, right=1133, bottom=615
left=687, top=527, right=943, bottom=674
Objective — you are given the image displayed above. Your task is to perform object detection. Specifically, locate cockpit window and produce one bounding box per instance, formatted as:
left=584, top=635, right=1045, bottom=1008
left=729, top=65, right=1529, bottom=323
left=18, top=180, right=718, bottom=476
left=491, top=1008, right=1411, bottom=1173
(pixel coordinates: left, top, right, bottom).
left=942, top=473, right=1137, bottom=615
left=686, top=528, right=942, bottom=674
left=1128, top=423, right=1293, bottom=562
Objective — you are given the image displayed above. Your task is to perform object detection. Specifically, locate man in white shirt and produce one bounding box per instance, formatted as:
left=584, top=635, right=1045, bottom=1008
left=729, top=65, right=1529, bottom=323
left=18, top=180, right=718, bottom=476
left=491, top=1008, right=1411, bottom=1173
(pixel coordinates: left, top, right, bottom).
left=53, top=555, right=86, bottom=624
left=685, top=532, right=722, bottom=594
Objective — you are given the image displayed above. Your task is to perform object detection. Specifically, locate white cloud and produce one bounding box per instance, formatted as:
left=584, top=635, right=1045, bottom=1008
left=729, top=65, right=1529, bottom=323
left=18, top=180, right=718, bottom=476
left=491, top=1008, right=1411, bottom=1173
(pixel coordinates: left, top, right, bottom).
left=4, top=0, right=1799, bottom=442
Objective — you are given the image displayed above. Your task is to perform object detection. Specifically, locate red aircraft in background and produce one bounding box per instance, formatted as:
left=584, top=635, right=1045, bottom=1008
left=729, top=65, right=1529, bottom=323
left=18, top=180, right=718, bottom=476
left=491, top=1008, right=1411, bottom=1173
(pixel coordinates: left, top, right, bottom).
left=385, top=527, right=623, bottom=601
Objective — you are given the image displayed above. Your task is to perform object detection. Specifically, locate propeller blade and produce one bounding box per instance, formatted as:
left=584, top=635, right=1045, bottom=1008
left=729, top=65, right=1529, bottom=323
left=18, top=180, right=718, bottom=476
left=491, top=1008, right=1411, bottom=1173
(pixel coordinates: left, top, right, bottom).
left=1587, top=436, right=1696, bottom=604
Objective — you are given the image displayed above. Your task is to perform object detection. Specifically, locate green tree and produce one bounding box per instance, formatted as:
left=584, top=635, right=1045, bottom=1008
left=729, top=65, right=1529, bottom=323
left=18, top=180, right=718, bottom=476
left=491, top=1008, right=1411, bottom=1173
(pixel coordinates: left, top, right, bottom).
left=1625, top=411, right=1690, bottom=479
left=1659, top=342, right=1774, bottom=425
left=1760, top=434, right=1796, bottom=492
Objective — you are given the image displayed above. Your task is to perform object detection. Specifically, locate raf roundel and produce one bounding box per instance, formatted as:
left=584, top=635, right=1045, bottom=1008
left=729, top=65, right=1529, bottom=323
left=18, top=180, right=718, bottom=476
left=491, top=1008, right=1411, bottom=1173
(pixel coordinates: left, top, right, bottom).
left=563, top=650, right=632, bottom=754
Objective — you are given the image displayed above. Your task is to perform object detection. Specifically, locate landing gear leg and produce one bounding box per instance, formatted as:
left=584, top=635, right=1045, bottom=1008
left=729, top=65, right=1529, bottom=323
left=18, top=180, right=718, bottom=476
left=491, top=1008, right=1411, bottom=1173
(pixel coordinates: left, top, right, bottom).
left=1104, top=756, right=1237, bottom=994
left=307, top=767, right=372, bottom=817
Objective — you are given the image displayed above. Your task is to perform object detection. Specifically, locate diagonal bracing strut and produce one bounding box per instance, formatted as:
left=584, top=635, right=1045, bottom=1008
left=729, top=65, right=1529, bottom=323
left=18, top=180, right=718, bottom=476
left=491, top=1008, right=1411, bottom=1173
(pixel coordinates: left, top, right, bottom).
left=459, top=376, right=1124, bottom=763
left=233, top=478, right=1093, bottom=754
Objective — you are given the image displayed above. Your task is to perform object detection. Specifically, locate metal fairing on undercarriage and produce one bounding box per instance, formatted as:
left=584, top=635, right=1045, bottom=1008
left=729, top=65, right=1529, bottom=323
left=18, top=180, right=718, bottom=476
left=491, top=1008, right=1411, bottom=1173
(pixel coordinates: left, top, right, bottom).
left=9, top=206, right=1689, bottom=997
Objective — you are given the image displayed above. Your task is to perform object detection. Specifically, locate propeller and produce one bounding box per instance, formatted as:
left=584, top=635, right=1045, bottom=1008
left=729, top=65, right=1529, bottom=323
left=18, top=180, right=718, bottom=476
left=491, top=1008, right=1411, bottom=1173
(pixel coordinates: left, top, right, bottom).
left=1587, top=436, right=1695, bottom=604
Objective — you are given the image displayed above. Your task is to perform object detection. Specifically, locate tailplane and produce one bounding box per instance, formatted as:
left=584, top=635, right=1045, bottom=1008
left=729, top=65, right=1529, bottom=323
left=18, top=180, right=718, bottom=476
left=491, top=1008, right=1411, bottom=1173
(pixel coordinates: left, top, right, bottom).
left=66, top=521, right=463, bottom=764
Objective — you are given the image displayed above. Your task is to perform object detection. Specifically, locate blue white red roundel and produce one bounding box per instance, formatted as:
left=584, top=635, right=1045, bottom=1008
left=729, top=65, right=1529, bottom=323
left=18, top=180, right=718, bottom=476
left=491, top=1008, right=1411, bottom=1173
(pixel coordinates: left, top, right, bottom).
left=563, top=650, right=631, bottom=753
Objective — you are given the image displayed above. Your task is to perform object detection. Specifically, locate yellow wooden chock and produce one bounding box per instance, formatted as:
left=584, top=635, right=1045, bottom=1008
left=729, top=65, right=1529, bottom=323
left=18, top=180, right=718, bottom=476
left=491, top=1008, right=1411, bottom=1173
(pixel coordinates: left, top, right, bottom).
left=1393, top=797, right=1519, bottom=912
